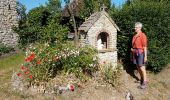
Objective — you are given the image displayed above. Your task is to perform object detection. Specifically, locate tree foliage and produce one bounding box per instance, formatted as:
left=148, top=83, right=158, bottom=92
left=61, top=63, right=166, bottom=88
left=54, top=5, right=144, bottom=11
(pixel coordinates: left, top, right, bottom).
left=16, top=1, right=27, bottom=26
left=46, top=0, right=61, bottom=14
left=14, top=0, right=69, bottom=46
left=80, top=0, right=111, bottom=19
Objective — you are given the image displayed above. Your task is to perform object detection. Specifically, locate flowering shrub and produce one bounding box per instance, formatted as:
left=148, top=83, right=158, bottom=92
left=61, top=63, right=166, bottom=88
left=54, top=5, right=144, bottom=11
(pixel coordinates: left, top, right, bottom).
left=17, top=43, right=98, bottom=83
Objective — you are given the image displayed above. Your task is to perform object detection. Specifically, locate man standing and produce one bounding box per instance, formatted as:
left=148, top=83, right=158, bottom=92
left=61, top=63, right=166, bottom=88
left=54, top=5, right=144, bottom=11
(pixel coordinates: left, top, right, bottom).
left=131, top=22, right=148, bottom=89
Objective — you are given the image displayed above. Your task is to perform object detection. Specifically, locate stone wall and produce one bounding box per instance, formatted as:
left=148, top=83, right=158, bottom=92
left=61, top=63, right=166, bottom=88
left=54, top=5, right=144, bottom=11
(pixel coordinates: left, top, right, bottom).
left=98, top=51, right=117, bottom=68
left=0, top=0, right=18, bottom=47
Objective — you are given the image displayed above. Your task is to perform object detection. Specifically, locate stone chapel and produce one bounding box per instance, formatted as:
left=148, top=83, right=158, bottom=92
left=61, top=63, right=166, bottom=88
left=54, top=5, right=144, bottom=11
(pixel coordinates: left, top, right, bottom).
left=78, top=6, right=120, bottom=68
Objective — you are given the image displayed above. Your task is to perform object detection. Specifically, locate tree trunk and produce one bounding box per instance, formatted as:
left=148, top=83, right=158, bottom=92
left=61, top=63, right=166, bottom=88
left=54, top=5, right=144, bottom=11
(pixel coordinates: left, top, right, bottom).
left=71, top=11, right=78, bottom=47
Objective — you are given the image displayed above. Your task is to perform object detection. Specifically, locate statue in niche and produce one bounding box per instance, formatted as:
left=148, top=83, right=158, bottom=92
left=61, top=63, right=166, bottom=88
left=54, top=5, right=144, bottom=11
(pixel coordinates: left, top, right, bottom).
left=97, top=35, right=104, bottom=50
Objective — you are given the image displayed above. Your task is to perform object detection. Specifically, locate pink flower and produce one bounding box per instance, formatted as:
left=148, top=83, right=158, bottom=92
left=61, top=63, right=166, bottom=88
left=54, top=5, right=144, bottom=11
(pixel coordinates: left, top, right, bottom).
left=24, top=71, right=29, bottom=75
left=28, top=75, right=33, bottom=79
left=44, top=58, right=47, bottom=62
left=20, top=66, right=25, bottom=71
left=36, top=59, right=41, bottom=65
left=17, top=73, right=22, bottom=77
left=25, top=58, right=28, bottom=62
left=69, top=85, right=74, bottom=91
left=25, top=53, right=35, bottom=62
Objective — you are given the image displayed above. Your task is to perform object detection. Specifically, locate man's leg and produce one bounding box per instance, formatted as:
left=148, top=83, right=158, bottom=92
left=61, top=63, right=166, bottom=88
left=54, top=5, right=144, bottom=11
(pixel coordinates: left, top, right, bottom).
left=137, top=53, right=147, bottom=89
left=137, top=65, right=143, bottom=82
left=140, top=66, right=147, bottom=84
left=137, top=66, right=147, bottom=89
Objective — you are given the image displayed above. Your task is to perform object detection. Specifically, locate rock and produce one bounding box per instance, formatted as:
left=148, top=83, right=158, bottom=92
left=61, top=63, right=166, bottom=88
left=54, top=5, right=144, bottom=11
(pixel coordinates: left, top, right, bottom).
left=11, top=72, right=24, bottom=91
left=125, top=91, right=134, bottom=100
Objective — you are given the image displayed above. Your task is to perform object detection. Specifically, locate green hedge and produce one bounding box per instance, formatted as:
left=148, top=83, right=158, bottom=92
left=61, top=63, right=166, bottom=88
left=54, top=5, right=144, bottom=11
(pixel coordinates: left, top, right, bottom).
left=110, top=1, right=170, bottom=72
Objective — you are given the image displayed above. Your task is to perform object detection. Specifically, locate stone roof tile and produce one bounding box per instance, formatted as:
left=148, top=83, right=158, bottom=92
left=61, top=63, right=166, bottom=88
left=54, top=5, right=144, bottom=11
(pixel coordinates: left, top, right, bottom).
left=78, top=11, right=120, bottom=32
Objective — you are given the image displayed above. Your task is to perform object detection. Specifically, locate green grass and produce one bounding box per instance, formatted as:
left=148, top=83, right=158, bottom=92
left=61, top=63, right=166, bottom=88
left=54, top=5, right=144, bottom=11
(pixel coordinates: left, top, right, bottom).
left=0, top=52, right=25, bottom=99
left=0, top=52, right=25, bottom=70
left=0, top=52, right=25, bottom=86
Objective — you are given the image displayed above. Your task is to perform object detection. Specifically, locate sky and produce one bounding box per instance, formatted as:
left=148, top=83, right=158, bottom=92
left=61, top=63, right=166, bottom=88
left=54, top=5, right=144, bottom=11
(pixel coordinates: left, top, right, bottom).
left=17, top=0, right=126, bottom=12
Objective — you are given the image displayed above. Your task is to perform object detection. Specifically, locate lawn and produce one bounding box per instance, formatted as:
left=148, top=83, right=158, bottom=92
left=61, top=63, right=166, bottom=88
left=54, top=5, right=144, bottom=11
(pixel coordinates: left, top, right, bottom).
left=0, top=53, right=25, bottom=99
left=0, top=52, right=25, bottom=70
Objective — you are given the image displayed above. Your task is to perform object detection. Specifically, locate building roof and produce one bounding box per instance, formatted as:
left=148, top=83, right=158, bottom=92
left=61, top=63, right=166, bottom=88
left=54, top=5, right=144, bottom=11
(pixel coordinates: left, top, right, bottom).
left=67, top=33, right=75, bottom=39
left=78, top=11, right=120, bottom=32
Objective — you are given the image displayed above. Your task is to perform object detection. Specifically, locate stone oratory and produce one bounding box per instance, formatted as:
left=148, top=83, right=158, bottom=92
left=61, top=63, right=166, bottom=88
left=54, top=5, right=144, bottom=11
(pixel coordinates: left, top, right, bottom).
left=78, top=5, right=120, bottom=68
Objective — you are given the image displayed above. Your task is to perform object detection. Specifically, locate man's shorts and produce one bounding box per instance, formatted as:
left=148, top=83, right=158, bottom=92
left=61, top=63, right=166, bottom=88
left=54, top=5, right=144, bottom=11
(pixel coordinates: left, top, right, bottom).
left=133, top=49, right=145, bottom=66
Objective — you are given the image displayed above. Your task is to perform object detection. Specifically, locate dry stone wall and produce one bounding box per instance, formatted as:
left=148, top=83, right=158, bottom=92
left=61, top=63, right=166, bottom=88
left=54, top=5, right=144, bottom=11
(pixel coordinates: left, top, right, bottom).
left=0, top=0, right=18, bottom=47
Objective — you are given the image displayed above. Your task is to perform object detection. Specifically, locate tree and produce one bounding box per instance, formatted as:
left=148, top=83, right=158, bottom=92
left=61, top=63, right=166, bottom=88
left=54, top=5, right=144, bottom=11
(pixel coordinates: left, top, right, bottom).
left=46, top=0, right=61, bottom=14
left=64, top=0, right=79, bottom=46
left=14, top=2, right=69, bottom=46
left=16, top=1, right=27, bottom=28
left=80, top=0, right=111, bottom=19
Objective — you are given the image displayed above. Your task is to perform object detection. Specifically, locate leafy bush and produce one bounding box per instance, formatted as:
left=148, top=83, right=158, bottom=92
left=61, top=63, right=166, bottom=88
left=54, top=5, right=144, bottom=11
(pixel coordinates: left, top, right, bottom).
left=18, top=43, right=98, bottom=82
left=14, top=3, right=69, bottom=47
left=0, top=43, right=15, bottom=56
left=110, top=1, right=170, bottom=72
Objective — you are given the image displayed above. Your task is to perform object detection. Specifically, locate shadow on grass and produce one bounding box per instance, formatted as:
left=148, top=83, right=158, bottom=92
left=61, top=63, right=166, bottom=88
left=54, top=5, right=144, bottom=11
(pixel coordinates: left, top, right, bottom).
left=122, top=58, right=139, bottom=81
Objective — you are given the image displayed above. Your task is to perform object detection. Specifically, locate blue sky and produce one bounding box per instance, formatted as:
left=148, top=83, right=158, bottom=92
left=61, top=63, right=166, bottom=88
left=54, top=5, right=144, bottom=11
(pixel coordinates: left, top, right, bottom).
left=17, top=0, right=126, bottom=12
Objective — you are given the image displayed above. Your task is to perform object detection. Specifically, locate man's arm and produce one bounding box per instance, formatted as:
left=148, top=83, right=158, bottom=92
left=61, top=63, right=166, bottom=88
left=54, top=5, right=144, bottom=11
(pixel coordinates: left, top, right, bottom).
left=144, top=47, right=147, bottom=62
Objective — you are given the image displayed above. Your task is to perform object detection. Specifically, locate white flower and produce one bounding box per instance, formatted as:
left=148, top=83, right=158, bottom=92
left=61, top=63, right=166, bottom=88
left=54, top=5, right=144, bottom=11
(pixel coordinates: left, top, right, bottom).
left=45, top=43, right=49, bottom=47
left=93, top=57, right=96, bottom=61
left=29, top=44, right=33, bottom=49
left=89, top=64, right=93, bottom=67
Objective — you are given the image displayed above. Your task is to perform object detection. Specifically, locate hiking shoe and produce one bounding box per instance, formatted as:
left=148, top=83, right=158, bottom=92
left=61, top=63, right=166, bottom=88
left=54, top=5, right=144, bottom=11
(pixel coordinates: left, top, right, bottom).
left=134, top=80, right=140, bottom=83
left=137, top=84, right=146, bottom=89
left=135, top=79, right=144, bottom=85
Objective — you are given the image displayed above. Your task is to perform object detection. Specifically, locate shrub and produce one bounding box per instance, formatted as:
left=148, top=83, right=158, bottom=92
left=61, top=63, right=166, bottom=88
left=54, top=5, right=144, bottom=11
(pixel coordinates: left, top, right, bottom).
left=0, top=43, right=15, bottom=56
left=61, top=45, right=98, bottom=78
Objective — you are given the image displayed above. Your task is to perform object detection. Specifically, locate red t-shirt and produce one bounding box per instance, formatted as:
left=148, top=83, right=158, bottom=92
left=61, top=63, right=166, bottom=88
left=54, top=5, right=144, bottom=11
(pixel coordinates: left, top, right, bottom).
left=132, top=32, right=147, bottom=52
